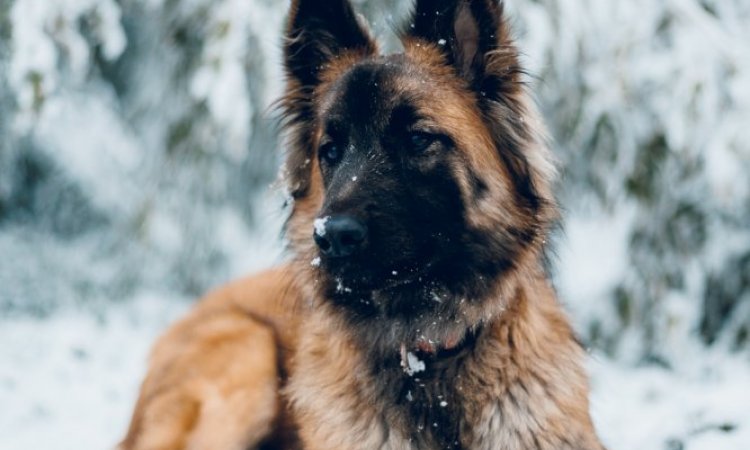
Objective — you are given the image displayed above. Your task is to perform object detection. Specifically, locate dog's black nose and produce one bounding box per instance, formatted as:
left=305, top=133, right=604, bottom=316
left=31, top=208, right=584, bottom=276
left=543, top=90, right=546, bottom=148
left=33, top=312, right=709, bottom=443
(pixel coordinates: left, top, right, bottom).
left=313, top=216, right=367, bottom=258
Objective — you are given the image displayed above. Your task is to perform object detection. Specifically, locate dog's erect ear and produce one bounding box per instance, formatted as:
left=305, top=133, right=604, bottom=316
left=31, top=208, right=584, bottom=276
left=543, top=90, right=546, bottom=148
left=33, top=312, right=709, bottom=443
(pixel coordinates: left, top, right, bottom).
left=281, top=0, right=375, bottom=199
left=404, top=0, right=518, bottom=89
left=285, top=0, right=376, bottom=89
left=405, top=1, right=542, bottom=212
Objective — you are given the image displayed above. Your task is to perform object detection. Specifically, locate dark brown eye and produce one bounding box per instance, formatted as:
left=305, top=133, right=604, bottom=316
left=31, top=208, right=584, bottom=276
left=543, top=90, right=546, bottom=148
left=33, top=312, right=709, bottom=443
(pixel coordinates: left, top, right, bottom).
left=409, top=132, right=436, bottom=153
left=319, top=142, right=343, bottom=165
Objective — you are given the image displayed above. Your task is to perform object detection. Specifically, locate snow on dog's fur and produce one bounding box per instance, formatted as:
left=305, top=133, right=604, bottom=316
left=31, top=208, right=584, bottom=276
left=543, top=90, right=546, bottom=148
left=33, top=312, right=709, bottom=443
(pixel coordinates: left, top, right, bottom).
left=120, top=1, right=605, bottom=448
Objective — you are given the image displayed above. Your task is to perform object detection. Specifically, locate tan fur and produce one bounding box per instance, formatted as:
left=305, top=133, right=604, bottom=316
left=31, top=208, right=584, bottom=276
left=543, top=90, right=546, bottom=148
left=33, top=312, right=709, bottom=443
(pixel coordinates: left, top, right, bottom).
left=288, top=269, right=603, bottom=449
left=119, top=269, right=301, bottom=450
left=120, top=264, right=603, bottom=449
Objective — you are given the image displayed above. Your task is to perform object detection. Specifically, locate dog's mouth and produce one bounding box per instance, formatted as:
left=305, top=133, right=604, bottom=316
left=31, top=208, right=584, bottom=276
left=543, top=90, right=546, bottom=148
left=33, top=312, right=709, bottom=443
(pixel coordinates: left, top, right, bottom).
left=318, top=253, right=436, bottom=294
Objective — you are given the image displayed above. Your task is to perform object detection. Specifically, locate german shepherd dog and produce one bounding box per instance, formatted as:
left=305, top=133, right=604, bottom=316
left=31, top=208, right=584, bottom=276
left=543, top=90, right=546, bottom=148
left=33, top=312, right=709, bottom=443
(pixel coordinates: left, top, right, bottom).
left=120, top=0, right=605, bottom=449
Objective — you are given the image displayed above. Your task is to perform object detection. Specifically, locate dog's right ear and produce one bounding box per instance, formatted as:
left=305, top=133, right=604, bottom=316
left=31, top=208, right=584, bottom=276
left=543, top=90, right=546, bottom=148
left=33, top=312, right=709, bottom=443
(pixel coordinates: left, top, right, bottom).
left=284, top=0, right=376, bottom=90
left=282, top=0, right=375, bottom=199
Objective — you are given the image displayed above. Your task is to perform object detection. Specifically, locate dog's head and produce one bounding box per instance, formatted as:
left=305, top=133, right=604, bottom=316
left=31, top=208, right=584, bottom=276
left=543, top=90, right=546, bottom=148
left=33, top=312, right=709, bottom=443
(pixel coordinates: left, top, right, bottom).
left=281, top=0, right=556, bottom=344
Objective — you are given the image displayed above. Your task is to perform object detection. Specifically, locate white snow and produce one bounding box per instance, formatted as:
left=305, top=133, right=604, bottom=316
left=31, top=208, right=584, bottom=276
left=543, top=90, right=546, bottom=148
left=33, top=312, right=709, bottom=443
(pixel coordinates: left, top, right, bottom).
left=335, top=279, right=352, bottom=294
left=589, top=351, right=750, bottom=450
left=187, top=0, right=282, bottom=161
left=403, top=351, right=426, bottom=376
left=314, top=216, right=330, bottom=237
left=9, top=0, right=127, bottom=122
left=0, top=294, right=188, bottom=450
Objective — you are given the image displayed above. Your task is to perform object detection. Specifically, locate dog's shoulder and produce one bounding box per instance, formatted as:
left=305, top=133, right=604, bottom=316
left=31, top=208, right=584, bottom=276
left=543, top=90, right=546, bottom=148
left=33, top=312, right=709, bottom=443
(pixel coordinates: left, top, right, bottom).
left=119, top=265, right=303, bottom=450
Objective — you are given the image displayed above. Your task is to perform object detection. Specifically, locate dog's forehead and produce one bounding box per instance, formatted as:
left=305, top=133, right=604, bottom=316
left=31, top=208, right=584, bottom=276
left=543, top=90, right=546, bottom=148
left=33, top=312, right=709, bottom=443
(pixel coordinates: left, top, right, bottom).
left=318, top=55, right=426, bottom=128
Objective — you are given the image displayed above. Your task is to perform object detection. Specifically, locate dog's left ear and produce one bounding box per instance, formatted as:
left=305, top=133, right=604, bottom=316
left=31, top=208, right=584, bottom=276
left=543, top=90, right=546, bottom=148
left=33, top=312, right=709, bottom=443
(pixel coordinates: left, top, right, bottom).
left=404, top=0, right=519, bottom=91
left=405, top=1, right=544, bottom=212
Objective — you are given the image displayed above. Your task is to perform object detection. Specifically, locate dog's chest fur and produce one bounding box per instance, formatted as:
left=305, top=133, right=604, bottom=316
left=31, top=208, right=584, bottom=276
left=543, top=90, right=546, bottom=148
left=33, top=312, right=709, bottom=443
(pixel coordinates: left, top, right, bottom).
left=286, top=287, right=604, bottom=450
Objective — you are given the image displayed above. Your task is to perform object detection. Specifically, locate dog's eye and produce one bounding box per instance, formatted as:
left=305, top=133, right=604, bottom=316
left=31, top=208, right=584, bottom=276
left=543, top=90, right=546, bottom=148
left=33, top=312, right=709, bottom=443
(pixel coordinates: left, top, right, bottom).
left=319, top=142, right=343, bottom=165
left=409, top=132, right=437, bottom=153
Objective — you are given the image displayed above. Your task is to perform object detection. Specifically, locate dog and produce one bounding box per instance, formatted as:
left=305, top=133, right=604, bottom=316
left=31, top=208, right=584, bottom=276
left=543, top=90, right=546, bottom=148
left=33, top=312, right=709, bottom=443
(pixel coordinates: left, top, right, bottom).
left=119, top=0, right=605, bottom=448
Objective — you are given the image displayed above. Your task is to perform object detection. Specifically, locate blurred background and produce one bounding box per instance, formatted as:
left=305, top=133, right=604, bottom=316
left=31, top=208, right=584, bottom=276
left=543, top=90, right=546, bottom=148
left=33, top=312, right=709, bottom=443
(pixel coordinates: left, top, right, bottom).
left=0, top=0, right=748, bottom=448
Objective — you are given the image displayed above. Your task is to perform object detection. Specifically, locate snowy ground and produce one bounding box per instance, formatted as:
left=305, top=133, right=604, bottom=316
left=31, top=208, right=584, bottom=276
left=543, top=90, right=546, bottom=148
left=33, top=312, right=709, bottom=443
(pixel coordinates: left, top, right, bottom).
left=0, top=294, right=187, bottom=450
left=588, top=353, right=750, bottom=449
left=1, top=287, right=748, bottom=450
